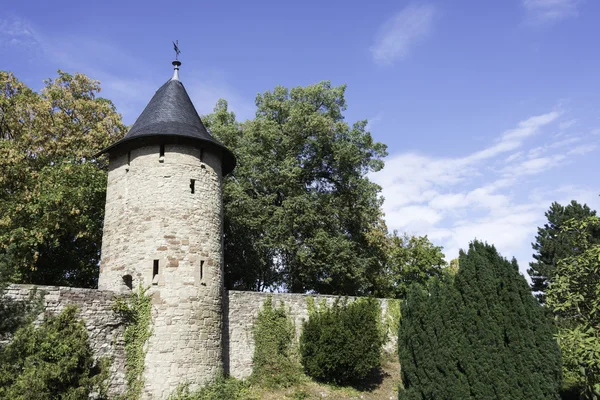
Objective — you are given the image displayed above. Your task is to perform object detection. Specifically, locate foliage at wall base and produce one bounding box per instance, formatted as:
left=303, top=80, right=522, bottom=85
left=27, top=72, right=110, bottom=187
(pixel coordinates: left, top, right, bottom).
left=300, top=297, right=384, bottom=385
left=113, top=286, right=152, bottom=400
left=250, top=296, right=302, bottom=388
left=0, top=305, right=109, bottom=399
left=169, top=377, right=256, bottom=400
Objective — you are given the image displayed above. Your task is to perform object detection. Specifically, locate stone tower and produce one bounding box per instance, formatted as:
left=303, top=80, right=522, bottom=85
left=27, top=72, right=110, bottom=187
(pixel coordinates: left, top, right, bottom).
left=98, top=60, right=236, bottom=398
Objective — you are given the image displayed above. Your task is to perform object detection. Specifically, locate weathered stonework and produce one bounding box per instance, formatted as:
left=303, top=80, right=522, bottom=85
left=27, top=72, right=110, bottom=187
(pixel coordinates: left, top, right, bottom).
left=2, top=284, right=127, bottom=398
left=2, top=285, right=398, bottom=399
left=224, top=291, right=399, bottom=379
left=99, top=144, right=225, bottom=399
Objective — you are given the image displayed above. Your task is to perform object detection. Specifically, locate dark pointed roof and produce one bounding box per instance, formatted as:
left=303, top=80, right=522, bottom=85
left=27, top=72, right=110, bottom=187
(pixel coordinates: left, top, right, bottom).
left=99, top=71, right=236, bottom=175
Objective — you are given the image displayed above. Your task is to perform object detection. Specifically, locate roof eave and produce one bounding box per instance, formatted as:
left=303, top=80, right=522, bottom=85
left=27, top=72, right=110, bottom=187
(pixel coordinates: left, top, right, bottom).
left=96, top=134, right=236, bottom=176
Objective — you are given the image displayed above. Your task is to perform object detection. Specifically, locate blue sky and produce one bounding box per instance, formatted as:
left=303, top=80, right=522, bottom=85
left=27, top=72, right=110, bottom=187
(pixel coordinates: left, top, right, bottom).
left=2, top=0, right=599, bottom=276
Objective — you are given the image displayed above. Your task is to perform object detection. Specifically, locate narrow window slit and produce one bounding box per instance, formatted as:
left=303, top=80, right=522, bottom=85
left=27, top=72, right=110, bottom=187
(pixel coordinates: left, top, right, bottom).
left=200, top=260, right=204, bottom=280
left=190, top=179, right=196, bottom=194
left=153, top=260, right=159, bottom=285
left=122, top=275, right=133, bottom=290
left=199, top=148, right=204, bottom=162
left=160, top=144, right=165, bottom=157
left=127, top=151, right=131, bottom=165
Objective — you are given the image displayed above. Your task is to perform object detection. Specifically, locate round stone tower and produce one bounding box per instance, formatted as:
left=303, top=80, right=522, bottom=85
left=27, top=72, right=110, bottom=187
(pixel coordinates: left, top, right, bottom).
left=98, top=60, right=235, bottom=399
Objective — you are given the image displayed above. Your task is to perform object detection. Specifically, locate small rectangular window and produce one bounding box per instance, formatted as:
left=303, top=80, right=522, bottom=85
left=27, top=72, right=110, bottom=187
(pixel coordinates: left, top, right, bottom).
left=123, top=275, right=133, bottom=290
left=127, top=151, right=131, bottom=166
left=153, top=260, right=159, bottom=285
left=199, top=148, right=204, bottom=162
left=200, top=260, right=204, bottom=280
left=190, top=179, right=195, bottom=194
left=159, top=144, right=165, bottom=157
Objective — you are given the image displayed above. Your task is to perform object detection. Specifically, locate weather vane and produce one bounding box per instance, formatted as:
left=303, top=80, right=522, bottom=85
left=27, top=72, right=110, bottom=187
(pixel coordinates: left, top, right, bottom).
left=173, top=40, right=181, bottom=61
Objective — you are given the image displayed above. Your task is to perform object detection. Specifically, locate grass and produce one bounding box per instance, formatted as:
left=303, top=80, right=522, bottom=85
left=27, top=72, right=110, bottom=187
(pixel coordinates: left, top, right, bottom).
left=253, top=356, right=400, bottom=400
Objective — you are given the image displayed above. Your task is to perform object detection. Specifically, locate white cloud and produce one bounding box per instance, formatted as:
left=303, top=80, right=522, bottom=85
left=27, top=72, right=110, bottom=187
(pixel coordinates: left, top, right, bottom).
left=559, top=119, right=577, bottom=130
left=371, top=109, right=599, bottom=276
left=366, top=112, right=384, bottom=132
left=0, top=17, right=39, bottom=47
left=522, top=0, right=580, bottom=23
left=370, top=3, right=437, bottom=66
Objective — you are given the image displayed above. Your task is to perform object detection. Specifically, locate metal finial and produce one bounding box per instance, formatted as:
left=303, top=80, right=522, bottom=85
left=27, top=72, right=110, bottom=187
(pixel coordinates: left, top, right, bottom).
left=173, top=40, right=181, bottom=60
left=171, top=40, right=182, bottom=81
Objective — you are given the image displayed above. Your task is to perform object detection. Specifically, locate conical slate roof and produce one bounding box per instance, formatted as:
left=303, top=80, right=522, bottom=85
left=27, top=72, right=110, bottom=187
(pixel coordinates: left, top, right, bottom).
left=100, top=69, right=236, bottom=175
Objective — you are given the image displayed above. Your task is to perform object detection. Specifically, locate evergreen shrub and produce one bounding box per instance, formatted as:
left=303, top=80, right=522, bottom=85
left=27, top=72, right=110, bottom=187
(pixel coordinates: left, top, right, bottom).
left=398, top=241, right=562, bottom=400
left=0, top=305, right=109, bottom=399
left=300, top=297, right=384, bottom=385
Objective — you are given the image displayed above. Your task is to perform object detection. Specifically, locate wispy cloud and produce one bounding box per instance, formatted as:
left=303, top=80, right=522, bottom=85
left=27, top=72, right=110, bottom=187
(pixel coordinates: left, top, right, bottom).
left=370, top=109, right=600, bottom=276
left=370, top=3, right=437, bottom=66
left=522, top=0, right=580, bottom=24
left=0, top=17, right=39, bottom=47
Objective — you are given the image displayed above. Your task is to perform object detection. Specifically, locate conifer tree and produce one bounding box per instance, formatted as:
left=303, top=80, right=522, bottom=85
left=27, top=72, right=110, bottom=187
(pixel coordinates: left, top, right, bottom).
left=399, top=241, right=562, bottom=399
left=528, top=201, right=599, bottom=301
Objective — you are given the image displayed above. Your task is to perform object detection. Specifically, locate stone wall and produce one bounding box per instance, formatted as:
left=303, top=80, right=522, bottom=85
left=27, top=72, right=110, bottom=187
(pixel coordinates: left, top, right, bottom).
left=2, top=285, right=399, bottom=398
left=2, top=284, right=127, bottom=398
left=224, top=290, right=399, bottom=379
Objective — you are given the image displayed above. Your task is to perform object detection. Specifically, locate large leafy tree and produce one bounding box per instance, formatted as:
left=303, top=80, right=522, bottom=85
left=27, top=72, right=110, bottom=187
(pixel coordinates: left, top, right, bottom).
left=547, top=216, right=600, bottom=398
left=0, top=71, right=125, bottom=287
left=399, top=241, right=562, bottom=399
left=528, top=201, right=599, bottom=301
left=206, top=82, right=388, bottom=294
left=375, top=231, right=446, bottom=298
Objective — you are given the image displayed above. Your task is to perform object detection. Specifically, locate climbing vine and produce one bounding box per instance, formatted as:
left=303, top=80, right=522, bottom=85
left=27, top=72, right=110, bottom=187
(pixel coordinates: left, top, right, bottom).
left=113, top=286, right=152, bottom=400
left=384, top=299, right=401, bottom=346
left=251, top=296, right=302, bottom=388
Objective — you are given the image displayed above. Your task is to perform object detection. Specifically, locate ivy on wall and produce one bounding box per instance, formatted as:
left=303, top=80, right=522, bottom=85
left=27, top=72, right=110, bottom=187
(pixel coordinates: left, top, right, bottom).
left=383, top=299, right=401, bottom=348
left=250, top=296, right=302, bottom=388
left=113, top=286, right=152, bottom=400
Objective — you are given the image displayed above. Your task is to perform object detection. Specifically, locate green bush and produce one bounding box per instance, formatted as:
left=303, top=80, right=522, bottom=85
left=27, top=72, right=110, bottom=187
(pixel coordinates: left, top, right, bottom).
left=0, top=305, right=108, bottom=399
left=300, top=297, right=384, bottom=385
left=398, top=241, right=562, bottom=399
left=250, top=296, right=302, bottom=388
left=169, top=377, right=255, bottom=400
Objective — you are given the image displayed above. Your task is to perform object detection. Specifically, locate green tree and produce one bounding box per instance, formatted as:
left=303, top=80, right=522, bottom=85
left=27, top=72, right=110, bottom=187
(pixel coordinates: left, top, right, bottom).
left=528, top=201, right=599, bottom=301
left=547, top=216, right=600, bottom=399
left=206, top=82, right=388, bottom=294
left=0, top=305, right=108, bottom=399
left=399, top=241, right=562, bottom=399
left=0, top=71, right=126, bottom=287
left=376, top=232, right=446, bottom=298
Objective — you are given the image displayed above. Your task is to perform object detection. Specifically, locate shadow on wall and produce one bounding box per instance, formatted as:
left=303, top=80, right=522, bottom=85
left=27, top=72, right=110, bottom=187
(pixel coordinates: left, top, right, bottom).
left=222, top=291, right=231, bottom=376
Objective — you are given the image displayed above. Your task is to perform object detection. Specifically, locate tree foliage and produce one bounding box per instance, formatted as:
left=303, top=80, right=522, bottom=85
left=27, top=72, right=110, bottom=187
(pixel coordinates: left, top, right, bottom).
left=547, top=216, right=600, bottom=399
left=399, top=241, right=562, bottom=400
left=528, top=201, right=599, bottom=301
left=0, top=71, right=125, bottom=287
left=300, top=298, right=384, bottom=385
left=206, top=82, right=388, bottom=294
left=0, top=305, right=109, bottom=399
left=370, top=231, right=446, bottom=298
